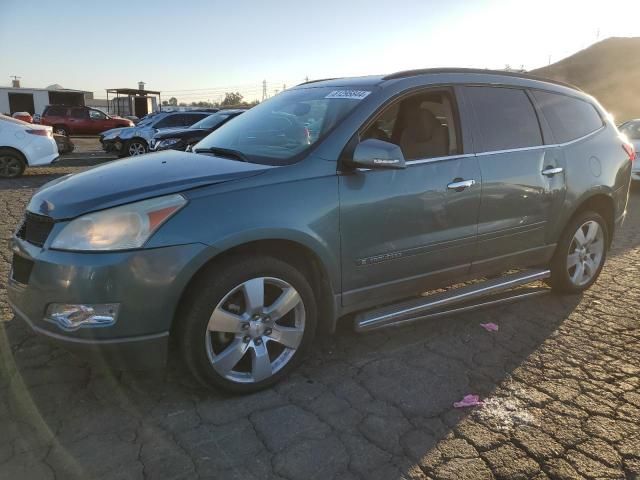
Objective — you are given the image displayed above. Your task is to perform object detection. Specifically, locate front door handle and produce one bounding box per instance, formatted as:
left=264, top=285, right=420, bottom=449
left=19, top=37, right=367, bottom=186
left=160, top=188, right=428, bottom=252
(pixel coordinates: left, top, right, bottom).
left=542, top=166, right=563, bottom=176
left=447, top=179, right=476, bottom=191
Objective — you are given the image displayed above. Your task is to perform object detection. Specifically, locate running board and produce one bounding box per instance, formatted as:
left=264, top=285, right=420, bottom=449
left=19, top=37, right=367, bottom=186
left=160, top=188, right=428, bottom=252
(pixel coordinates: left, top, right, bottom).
left=354, top=269, right=550, bottom=332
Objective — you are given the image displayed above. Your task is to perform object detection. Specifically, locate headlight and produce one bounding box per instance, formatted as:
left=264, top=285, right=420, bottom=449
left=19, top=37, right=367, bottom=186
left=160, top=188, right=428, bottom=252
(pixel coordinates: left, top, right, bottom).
left=51, top=194, right=187, bottom=251
left=103, top=130, right=121, bottom=139
left=158, top=138, right=181, bottom=148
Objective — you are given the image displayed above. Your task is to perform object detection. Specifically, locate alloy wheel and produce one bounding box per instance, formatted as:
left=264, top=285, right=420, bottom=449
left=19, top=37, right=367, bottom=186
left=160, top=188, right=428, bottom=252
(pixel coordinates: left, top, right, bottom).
left=128, top=142, right=147, bottom=156
left=566, top=220, right=604, bottom=287
left=205, top=277, right=305, bottom=383
left=0, top=156, right=22, bottom=178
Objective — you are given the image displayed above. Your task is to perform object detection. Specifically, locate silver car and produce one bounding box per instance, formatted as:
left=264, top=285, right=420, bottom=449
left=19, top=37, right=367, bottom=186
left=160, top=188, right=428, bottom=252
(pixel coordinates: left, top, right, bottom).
left=100, top=111, right=212, bottom=157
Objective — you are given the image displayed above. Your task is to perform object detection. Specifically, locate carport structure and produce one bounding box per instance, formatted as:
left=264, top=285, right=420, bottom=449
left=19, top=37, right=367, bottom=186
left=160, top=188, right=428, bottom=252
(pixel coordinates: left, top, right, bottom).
left=106, top=87, right=162, bottom=118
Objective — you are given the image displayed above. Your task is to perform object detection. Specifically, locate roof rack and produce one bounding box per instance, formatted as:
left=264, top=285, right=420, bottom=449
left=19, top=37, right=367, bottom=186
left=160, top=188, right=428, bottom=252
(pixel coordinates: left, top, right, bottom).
left=382, top=68, right=581, bottom=91
left=297, top=78, right=339, bottom=86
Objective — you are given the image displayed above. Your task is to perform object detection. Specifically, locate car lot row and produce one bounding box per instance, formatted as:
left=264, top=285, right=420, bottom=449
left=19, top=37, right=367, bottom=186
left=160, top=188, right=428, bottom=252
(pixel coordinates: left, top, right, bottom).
left=0, top=108, right=247, bottom=178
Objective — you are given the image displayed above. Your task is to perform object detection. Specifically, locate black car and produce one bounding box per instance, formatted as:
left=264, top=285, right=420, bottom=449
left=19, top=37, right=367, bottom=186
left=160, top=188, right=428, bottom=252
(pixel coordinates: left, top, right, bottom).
left=149, top=109, right=245, bottom=152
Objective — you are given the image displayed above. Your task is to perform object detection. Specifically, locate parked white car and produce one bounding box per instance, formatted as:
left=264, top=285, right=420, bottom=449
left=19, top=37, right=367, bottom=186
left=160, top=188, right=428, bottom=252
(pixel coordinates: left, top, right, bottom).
left=0, top=114, right=58, bottom=178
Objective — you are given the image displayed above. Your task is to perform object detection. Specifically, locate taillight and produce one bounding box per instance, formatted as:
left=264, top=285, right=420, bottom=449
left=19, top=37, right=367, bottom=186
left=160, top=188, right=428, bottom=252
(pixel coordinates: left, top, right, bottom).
left=27, top=129, right=52, bottom=138
left=622, top=143, right=636, bottom=162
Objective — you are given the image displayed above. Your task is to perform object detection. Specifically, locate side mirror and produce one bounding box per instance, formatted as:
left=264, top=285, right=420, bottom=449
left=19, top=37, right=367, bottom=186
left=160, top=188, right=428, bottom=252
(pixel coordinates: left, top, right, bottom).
left=351, top=138, right=406, bottom=169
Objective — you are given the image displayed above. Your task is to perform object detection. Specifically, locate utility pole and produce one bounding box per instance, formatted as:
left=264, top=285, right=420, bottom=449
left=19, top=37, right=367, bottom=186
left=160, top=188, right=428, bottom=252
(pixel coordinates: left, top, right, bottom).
left=262, top=80, right=267, bottom=101
left=282, top=83, right=286, bottom=92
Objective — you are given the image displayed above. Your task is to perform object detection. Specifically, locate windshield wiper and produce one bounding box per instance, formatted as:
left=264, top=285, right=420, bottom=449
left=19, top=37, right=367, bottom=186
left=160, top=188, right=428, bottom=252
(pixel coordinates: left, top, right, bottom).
left=193, top=146, right=249, bottom=162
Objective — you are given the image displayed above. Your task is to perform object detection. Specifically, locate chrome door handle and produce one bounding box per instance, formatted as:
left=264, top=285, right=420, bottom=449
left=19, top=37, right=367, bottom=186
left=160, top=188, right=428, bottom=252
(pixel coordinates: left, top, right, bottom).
left=542, top=167, right=563, bottom=176
left=447, top=179, right=476, bottom=191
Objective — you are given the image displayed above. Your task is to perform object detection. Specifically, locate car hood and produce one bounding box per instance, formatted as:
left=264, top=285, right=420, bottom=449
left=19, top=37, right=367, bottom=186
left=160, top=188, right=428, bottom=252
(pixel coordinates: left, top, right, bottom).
left=28, top=150, right=273, bottom=220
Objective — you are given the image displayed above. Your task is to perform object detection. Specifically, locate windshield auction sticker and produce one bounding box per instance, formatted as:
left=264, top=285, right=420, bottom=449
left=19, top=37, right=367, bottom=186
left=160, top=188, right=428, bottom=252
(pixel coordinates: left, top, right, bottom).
left=325, top=90, right=371, bottom=100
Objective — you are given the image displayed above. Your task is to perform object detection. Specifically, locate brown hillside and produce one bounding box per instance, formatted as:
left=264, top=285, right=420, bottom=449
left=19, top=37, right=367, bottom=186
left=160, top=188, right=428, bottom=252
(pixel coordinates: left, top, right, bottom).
left=531, top=37, right=640, bottom=122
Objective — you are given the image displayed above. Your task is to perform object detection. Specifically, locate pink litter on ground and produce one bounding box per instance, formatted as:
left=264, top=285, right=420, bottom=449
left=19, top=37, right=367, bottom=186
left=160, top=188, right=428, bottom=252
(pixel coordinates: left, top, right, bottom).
left=480, top=322, right=499, bottom=332
left=453, top=394, right=484, bottom=408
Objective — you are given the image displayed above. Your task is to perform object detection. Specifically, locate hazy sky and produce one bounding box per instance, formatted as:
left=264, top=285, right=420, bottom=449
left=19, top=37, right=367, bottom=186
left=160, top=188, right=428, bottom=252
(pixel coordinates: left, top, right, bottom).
left=1, top=0, right=639, bottom=102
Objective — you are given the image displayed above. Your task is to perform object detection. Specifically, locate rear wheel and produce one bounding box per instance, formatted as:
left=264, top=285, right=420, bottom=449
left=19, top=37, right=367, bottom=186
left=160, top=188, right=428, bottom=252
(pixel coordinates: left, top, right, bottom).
left=549, top=211, right=608, bottom=293
left=0, top=149, right=26, bottom=178
left=178, top=256, right=317, bottom=393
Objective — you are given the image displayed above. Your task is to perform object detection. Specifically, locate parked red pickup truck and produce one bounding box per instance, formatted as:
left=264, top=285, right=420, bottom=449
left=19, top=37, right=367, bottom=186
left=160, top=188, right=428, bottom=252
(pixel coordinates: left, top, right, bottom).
left=39, top=105, right=133, bottom=136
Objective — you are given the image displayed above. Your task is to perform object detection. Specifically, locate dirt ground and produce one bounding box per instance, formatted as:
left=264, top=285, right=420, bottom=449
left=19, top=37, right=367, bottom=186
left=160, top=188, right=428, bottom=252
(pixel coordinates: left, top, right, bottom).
left=1, top=164, right=639, bottom=479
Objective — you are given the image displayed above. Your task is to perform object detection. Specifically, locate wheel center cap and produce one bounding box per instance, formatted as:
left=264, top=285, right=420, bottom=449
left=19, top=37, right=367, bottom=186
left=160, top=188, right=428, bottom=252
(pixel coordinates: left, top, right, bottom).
left=249, top=320, right=265, bottom=337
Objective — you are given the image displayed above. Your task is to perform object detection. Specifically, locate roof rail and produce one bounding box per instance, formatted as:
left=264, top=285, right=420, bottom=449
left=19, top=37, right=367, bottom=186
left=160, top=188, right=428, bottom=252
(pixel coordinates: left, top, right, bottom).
left=382, top=68, right=582, bottom=91
left=297, top=78, right=340, bottom=86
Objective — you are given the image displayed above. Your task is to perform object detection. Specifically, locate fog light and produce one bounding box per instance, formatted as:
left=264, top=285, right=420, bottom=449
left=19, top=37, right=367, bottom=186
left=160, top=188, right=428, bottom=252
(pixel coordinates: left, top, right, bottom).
left=44, top=303, right=119, bottom=331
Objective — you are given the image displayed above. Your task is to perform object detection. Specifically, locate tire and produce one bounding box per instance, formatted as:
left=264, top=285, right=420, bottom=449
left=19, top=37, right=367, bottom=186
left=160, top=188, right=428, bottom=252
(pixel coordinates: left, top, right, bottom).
left=53, top=125, right=68, bottom=136
left=177, top=255, right=317, bottom=393
left=0, top=149, right=26, bottom=178
left=122, top=139, right=148, bottom=157
left=548, top=210, right=608, bottom=294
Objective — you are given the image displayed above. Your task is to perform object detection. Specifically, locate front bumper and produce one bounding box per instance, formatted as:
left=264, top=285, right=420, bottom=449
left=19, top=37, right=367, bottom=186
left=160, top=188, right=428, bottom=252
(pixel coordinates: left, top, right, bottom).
left=7, top=236, right=208, bottom=369
left=101, top=137, right=123, bottom=153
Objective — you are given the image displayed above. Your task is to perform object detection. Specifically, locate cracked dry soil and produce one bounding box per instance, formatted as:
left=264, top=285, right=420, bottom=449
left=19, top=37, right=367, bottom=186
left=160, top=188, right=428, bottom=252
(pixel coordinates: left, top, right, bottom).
left=1, top=166, right=639, bottom=479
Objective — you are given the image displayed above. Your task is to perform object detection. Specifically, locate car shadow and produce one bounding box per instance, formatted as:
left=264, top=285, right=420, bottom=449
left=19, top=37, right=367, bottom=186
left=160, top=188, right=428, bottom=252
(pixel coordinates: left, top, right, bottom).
left=1, top=285, right=583, bottom=477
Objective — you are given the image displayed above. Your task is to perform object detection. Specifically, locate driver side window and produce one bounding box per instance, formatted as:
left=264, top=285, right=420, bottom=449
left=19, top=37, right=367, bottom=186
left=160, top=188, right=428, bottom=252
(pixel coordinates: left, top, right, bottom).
left=89, top=109, right=106, bottom=120
left=362, top=90, right=460, bottom=161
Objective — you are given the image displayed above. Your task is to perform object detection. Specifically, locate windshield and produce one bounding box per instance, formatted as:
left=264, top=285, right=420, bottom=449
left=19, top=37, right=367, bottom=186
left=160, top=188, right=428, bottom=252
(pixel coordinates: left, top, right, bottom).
left=191, top=112, right=234, bottom=129
left=195, top=87, right=369, bottom=165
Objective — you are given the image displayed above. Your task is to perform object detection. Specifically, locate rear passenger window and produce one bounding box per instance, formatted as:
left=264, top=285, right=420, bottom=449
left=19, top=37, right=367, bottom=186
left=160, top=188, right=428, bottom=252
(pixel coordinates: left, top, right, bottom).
left=465, top=86, right=542, bottom=152
left=70, top=108, right=86, bottom=119
left=44, top=106, right=66, bottom=117
left=154, top=114, right=184, bottom=128
left=532, top=90, right=603, bottom=143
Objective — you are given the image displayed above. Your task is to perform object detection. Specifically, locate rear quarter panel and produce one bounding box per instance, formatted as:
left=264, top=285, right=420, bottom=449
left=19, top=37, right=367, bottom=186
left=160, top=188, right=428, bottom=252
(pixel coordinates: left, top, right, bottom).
left=552, top=122, right=631, bottom=242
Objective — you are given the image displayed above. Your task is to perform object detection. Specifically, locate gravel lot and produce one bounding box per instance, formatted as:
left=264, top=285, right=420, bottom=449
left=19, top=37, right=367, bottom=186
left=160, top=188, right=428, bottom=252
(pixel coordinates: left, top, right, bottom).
left=1, top=164, right=639, bottom=480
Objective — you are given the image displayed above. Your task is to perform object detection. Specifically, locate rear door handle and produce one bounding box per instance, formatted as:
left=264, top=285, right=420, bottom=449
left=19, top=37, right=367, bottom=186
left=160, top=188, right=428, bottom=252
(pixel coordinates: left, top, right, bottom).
left=447, top=179, right=476, bottom=191
left=542, top=167, right=563, bottom=176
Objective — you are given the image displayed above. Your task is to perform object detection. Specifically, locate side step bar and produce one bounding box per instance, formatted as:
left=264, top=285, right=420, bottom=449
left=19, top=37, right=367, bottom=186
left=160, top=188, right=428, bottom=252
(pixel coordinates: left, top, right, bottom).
left=354, top=269, right=550, bottom=332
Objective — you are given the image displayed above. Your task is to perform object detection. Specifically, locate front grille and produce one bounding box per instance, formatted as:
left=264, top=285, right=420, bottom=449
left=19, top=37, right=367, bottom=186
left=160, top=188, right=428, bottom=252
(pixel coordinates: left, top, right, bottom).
left=11, top=254, right=34, bottom=284
left=16, top=212, right=55, bottom=247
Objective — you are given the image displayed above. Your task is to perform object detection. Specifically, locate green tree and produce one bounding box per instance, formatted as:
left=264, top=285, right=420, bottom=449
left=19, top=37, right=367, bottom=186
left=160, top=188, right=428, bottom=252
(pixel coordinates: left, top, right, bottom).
left=221, top=92, right=243, bottom=106
left=168, top=97, right=178, bottom=106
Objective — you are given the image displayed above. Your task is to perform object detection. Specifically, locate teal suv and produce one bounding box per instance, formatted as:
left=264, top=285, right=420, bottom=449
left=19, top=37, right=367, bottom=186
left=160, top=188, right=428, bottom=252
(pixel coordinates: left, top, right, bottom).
left=8, top=69, right=633, bottom=392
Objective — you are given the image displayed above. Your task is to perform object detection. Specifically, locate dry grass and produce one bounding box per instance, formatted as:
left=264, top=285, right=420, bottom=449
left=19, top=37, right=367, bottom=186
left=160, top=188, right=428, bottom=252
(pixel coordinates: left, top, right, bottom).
left=532, top=37, right=640, bottom=123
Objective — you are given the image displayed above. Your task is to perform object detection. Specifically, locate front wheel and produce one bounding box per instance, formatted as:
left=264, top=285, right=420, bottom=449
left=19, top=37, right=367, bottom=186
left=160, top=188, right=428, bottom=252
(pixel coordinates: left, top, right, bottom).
left=178, top=256, right=317, bottom=393
left=122, top=139, right=148, bottom=157
left=548, top=211, right=608, bottom=293
left=53, top=125, right=69, bottom=136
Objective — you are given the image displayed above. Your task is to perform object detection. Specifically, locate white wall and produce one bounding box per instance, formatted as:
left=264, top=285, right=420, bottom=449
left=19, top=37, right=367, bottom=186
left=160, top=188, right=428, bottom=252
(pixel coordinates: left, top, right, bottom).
left=0, top=89, right=51, bottom=115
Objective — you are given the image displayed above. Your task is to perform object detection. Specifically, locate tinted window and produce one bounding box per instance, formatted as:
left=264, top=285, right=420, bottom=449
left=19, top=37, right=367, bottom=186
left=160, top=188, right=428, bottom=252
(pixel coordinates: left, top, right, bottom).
left=70, top=108, right=87, bottom=119
left=44, top=106, right=67, bottom=117
left=466, top=86, right=542, bottom=152
left=192, top=112, right=237, bottom=129
left=532, top=90, right=603, bottom=143
left=154, top=114, right=185, bottom=128
left=183, top=113, right=208, bottom=126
